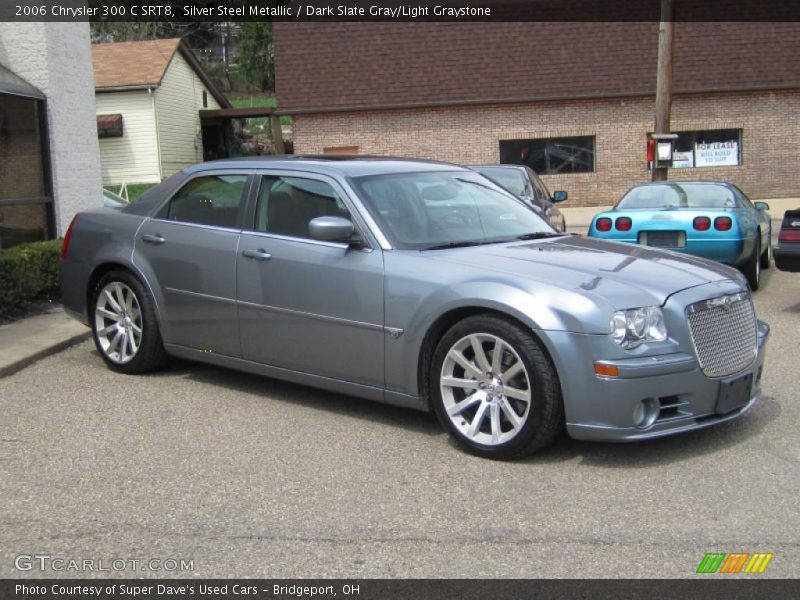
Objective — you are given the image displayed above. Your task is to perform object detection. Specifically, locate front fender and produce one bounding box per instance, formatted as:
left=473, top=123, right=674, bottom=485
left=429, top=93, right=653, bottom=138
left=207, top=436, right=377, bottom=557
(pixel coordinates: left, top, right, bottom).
left=384, top=276, right=611, bottom=399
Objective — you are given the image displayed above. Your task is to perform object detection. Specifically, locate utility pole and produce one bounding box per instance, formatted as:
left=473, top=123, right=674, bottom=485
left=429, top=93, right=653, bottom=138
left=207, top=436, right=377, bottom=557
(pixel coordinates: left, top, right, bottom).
left=652, top=0, right=675, bottom=181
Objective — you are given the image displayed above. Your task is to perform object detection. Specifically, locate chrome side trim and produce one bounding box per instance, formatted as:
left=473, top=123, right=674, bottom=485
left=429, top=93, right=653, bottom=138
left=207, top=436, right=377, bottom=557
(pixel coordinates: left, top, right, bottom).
left=148, top=218, right=242, bottom=234
left=164, top=287, right=237, bottom=305
left=237, top=299, right=384, bottom=331
left=384, top=327, right=404, bottom=339
left=242, top=229, right=354, bottom=250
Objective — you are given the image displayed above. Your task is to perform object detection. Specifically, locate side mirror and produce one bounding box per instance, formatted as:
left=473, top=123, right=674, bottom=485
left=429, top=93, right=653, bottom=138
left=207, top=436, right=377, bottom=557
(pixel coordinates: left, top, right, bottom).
left=308, top=216, right=355, bottom=243
left=553, top=190, right=568, bottom=203
left=754, top=201, right=770, bottom=211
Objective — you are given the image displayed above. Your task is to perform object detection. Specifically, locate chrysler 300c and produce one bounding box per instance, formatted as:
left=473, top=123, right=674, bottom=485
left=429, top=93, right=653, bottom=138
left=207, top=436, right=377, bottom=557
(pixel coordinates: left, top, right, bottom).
left=59, top=157, right=769, bottom=459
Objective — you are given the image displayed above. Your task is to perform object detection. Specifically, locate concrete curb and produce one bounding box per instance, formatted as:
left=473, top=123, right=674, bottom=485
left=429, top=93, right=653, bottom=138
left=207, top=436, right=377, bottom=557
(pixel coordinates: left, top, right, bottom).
left=0, top=330, right=91, bottom=379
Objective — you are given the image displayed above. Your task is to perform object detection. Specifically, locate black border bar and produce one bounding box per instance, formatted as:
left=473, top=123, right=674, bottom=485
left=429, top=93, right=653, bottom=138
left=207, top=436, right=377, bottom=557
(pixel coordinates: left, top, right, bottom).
left=2, top=579, right=800, bottom=600
left=2, top=0, right=800, bottom=22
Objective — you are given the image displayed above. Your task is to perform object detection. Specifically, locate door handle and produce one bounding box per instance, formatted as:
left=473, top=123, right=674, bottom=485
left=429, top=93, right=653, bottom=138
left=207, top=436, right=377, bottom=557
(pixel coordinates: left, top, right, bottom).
left=141, top=233, right=166, bottom=245
left=242, top=249, right=272, bottom=261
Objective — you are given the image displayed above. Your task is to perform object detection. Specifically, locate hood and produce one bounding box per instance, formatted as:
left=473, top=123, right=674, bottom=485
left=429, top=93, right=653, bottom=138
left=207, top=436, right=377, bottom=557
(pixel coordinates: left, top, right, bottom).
left=425, top=235, right=744, bottom=309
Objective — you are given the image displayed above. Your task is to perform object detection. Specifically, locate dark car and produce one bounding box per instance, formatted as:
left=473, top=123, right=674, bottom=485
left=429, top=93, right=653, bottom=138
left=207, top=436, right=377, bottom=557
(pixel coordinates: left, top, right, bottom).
left=470, top=164, right=568, bottom=231
left=774, top=209, right=800, bottom=272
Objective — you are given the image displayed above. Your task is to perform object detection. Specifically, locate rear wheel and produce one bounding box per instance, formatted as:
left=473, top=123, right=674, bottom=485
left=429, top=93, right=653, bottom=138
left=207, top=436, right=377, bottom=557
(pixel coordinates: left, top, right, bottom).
left=742, top=239, right=761, bottom=291
left=429, top=314, right=564, bottom=460
left=760, top=231, right=772, bottom=269
left=92, top=270, right=168, bottom=374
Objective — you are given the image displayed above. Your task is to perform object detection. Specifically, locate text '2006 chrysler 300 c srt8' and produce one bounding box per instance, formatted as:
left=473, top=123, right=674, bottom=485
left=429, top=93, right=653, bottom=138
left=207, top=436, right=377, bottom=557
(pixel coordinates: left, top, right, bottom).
left=60, top=157, right=769, bottom=459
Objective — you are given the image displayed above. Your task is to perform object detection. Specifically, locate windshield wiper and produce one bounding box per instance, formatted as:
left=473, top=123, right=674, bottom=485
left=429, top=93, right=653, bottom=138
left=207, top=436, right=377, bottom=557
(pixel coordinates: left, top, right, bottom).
left=514, top=232, right=568, bottom=240
left=421, top=240, right=485, bottom=251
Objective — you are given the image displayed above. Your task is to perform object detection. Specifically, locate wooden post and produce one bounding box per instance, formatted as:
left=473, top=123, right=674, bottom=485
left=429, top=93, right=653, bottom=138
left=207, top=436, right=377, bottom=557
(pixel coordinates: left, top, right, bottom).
left=652, top=0, right=675, bottom=181
left=270, top=115, right=285, bottom=154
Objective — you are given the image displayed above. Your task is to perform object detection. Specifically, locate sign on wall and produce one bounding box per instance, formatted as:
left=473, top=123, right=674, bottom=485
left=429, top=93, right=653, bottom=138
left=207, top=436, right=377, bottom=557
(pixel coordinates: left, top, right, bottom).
left=694, top=141, right=739, bottom=167
left=672, top=150, right=694, bottom=169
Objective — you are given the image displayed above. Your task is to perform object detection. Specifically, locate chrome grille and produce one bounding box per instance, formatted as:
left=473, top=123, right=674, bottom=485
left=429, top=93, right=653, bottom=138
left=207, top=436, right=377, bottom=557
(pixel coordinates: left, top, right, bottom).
left=685, top=291, right=757, bottom=378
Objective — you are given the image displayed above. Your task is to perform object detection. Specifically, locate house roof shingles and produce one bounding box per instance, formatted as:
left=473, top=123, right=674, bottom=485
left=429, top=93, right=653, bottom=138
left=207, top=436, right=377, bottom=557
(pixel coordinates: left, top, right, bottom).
left=91, top=38, right=181, bottom=89
left=91, top=38, right=230, bottom=108
left=273, top=22, right=800, bottom=113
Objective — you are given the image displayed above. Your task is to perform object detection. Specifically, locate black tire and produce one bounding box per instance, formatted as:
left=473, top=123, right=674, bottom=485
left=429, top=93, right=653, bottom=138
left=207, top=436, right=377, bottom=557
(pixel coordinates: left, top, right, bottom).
left=760, top=232, right=772, bottom=270
left=91, top=269, right=168, bottom=374
left=429, top=314, right=564, bottom=460
left=742, top=238, right=761, bottom=291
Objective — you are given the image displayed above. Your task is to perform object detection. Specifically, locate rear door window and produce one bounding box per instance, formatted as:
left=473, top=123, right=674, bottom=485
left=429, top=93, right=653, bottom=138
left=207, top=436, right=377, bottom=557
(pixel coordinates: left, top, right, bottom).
left=161, top=174, right=248, bottom=229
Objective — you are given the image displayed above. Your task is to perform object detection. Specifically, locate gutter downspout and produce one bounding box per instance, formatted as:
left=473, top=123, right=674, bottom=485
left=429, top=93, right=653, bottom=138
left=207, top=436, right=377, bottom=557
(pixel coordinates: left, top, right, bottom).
left=150, top=88, right=163, bottom=181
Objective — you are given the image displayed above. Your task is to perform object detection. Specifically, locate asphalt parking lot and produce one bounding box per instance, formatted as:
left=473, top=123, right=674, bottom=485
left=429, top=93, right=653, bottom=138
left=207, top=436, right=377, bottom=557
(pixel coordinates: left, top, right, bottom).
left=1, top=266, right=798, bottom=579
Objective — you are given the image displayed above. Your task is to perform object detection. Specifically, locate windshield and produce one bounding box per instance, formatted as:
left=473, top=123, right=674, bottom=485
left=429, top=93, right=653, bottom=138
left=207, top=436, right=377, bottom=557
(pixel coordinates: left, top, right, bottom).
left=616, top=183, right=744, bottom=209
left=472, top=167, right=528, bottom=197
left=352, top=170, right=555, bottom=250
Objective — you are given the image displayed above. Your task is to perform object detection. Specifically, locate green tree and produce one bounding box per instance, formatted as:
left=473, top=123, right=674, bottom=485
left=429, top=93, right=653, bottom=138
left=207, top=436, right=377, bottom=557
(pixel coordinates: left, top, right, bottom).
left=238, top=22, right=274, bottom=92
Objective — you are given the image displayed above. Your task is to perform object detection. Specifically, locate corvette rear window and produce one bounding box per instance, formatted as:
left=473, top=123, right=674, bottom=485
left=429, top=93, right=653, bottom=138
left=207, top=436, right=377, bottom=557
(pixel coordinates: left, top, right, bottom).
left=616, top=184, right=743, bottom=210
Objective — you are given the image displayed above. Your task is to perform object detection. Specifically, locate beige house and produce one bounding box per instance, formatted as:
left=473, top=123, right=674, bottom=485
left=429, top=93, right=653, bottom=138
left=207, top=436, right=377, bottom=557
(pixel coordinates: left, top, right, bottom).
left=92, top=38, right=229, bottom=186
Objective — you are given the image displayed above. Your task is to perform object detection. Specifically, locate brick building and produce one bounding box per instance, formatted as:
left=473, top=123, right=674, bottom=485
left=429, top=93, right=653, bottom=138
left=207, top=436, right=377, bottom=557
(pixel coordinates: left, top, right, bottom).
left=273, top=22, right=800, bottom=207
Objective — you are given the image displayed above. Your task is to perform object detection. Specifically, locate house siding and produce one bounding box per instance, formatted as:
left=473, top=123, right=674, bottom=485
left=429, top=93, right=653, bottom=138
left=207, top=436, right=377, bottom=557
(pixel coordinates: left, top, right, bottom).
left=291, top=90, right=800, bottom=206
left=155, top=52, right=220, bottom=178
left=95, top=90, right=161, bottom=185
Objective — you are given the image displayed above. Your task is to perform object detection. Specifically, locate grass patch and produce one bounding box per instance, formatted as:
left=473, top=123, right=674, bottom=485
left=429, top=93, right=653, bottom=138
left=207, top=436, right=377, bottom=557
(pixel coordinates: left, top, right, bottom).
left=106, top=183, right=155, bottom=202
left=229, top=94, right=293, bottom=127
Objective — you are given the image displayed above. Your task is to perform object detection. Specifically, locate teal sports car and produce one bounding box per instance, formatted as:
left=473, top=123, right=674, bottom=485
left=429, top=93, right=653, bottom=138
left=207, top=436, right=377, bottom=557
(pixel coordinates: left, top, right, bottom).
left=588, top=181, right=772, bottom=290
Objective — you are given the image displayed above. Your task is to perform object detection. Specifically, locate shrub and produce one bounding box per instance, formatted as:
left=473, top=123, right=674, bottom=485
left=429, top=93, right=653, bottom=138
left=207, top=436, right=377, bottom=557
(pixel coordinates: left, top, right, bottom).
left=0, top=239, right=62, bottom=318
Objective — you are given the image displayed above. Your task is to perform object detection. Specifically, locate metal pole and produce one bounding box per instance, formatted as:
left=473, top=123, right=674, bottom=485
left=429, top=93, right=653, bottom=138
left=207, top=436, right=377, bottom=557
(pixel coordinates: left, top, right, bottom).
left=653, top=0, right=675, bottom=181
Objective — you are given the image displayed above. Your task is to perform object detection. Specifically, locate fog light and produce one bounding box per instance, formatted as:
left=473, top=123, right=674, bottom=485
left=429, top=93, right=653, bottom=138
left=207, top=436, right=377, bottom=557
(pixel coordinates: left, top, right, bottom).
left=633, top=398, right=660, bottom=429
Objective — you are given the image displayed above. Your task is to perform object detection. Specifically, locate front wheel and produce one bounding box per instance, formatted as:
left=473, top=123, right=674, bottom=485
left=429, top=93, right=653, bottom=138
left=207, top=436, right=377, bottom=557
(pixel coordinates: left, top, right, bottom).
left=429, top=314, right=564, bottom=459
left=92, top=270, right=168, bottom=374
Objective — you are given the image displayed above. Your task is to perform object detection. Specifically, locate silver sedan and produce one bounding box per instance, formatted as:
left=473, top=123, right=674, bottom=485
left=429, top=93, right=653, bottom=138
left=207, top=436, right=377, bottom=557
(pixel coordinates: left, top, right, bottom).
left=60, top=157, right=769, bottom=459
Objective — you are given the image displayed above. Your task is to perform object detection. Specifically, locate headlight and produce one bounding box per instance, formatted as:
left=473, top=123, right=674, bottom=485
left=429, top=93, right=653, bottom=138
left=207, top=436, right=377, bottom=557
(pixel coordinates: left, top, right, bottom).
left=610, top=306, right=668, bottom=349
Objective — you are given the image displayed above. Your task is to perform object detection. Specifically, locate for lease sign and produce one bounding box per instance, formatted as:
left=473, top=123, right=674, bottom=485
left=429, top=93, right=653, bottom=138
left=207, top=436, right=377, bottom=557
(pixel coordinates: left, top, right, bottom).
left=694, top=141, right=739, bottom=167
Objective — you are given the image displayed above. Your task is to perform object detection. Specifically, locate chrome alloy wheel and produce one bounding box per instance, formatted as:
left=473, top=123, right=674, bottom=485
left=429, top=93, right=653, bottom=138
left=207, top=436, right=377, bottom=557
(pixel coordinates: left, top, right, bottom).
left=440, top=333, right=532, bottom=446
left=94, top=281, right=143, bottom=364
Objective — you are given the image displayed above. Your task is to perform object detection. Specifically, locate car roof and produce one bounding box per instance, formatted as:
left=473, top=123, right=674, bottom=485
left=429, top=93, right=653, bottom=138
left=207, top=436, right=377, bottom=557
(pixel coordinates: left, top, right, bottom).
left=186, top=155, right=468, bottom=178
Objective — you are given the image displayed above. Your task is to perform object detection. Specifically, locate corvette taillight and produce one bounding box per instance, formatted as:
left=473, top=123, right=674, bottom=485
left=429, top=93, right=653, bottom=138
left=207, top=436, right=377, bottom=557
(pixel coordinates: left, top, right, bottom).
left=714, top=216, right=733, bottom=231
left=596, top=217, right=612, bottom=232
left=615, top=217, right=632, bottom=231
left=693, top=216, right=711, bottom=231
left=61, top=217, right=77, bottom=260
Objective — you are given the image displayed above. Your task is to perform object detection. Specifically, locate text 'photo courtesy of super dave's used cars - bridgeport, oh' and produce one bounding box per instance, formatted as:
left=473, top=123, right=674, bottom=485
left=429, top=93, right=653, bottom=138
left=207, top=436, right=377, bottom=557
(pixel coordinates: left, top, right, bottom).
left=59, top=157, right=769, bottom=460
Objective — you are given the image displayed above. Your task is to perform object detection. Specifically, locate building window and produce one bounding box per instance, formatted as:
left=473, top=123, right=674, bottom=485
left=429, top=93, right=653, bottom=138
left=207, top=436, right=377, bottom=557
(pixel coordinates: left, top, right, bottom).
left=202, top=90, right=208, bottom=108
left=97, top=114, right=123, bottom=138
left=668, top=129, right=742, bottom=168
left=0, top=92, right=53, bottom=249
left=500, top=136, right=595, bottom=174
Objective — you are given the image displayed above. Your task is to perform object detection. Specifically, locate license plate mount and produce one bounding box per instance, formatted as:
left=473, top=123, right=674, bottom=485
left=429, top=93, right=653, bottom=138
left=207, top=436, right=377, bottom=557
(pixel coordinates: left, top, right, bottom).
left=640, top=230, right=685, bottom=248
left=715, top=373, right=753, bottom=415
